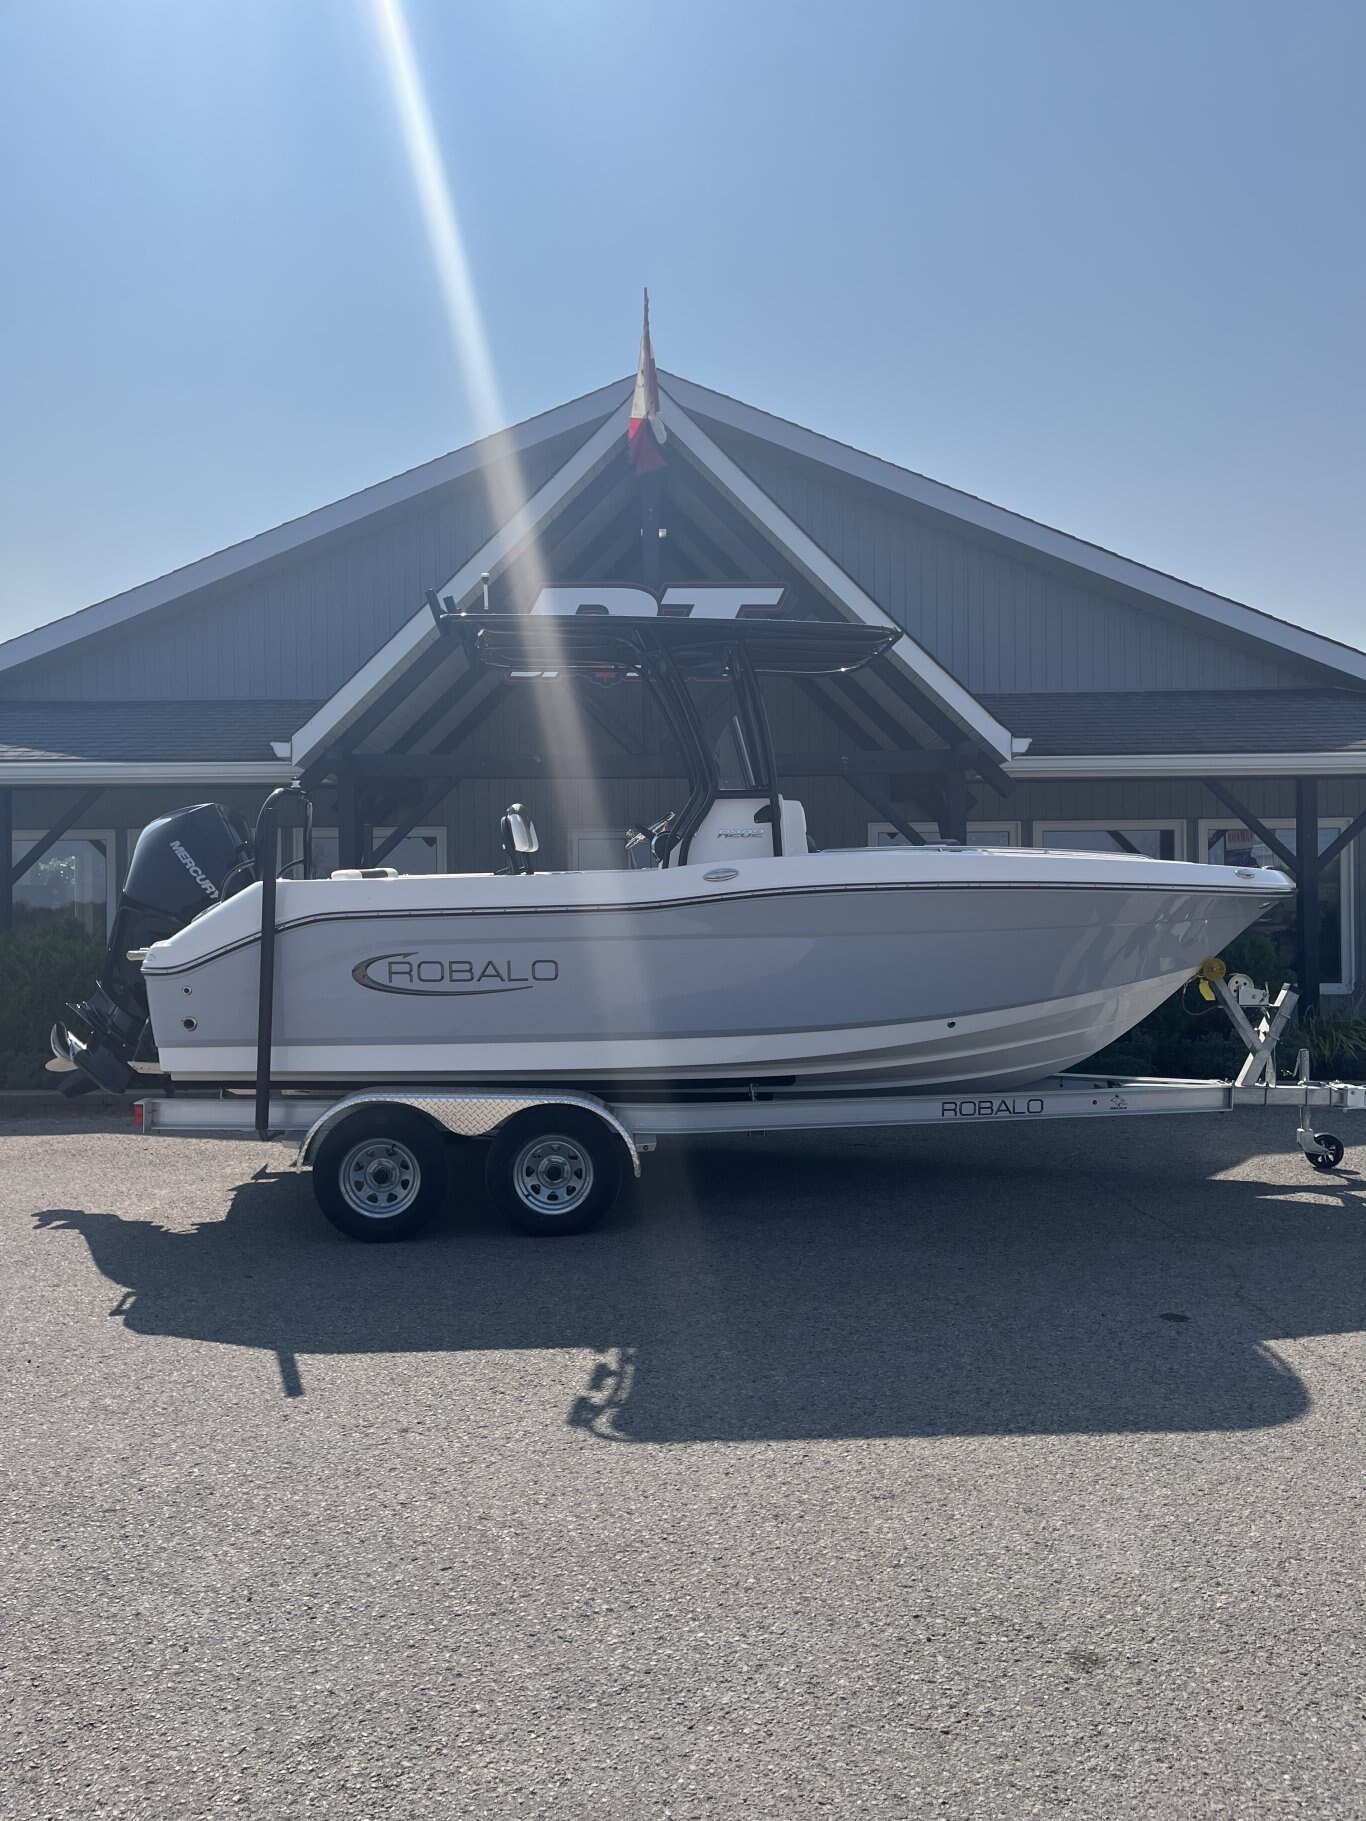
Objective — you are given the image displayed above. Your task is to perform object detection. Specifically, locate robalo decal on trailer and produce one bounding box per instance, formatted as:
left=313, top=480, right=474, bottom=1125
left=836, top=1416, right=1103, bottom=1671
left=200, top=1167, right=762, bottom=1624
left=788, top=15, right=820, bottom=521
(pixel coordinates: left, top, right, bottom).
left=939, top=1097, right=1048, bottom=1119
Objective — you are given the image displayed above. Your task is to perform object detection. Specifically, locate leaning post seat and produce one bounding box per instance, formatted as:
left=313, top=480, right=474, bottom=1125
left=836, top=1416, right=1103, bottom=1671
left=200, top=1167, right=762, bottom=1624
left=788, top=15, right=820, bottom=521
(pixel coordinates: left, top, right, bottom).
left=674, top=797, right=810, bottom=864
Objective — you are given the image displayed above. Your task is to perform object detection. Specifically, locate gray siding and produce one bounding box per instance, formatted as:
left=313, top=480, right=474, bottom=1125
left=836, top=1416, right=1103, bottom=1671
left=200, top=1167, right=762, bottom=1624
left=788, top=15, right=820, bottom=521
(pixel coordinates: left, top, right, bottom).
left=0, top=427, right=597, bottom=703
left=700, top=420, right=1322, bottom=693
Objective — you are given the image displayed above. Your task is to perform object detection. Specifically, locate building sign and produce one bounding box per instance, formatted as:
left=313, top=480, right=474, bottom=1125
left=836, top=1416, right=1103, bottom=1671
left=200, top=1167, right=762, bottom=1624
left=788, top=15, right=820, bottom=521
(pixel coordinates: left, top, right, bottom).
left=530, top=584, right=787, bottom=619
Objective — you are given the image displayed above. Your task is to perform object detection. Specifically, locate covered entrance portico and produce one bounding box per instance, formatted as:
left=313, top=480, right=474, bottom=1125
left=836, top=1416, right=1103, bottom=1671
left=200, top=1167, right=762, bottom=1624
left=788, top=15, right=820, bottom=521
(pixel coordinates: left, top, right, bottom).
left=285, top=386, right=1016, bottom=885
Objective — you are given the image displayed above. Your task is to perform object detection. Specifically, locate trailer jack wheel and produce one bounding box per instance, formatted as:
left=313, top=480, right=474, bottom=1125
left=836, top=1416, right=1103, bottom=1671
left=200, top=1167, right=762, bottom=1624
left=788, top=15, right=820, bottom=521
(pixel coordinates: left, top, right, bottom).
left=312, top=1109, right=450, bottom=1241
left=486, top=1109, right=623, bottom=1236
left=1307, top=1132, right=1346, bottom=1173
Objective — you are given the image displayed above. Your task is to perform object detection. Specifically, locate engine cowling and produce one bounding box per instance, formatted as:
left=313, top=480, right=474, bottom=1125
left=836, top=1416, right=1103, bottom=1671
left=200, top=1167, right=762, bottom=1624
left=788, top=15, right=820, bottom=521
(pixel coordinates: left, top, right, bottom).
left=55, top=803, right=253, bottom=1093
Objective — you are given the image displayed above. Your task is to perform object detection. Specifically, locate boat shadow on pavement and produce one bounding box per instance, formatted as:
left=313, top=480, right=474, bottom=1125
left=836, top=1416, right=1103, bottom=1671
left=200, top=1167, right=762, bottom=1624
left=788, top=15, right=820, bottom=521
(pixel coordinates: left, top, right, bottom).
left=32, top=1113, right=1366, bottom=1443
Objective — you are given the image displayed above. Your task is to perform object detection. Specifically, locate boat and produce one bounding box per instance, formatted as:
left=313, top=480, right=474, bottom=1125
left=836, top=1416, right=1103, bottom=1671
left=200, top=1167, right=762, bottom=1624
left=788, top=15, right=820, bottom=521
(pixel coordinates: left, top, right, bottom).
left=54, top=613, right=1294, bottom=1096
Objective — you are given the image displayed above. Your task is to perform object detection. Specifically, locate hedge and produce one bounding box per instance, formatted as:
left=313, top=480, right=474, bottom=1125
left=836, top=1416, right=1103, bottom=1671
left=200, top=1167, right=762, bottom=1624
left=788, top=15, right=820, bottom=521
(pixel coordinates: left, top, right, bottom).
left=0, top=923, right=105, bottom=1088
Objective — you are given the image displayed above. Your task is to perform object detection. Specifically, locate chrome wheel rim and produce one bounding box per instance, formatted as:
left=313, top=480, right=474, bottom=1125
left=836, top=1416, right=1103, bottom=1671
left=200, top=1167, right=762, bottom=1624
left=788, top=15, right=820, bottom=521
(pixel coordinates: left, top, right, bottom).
left=339, top=1138, right=421, bottom=1219
left=513, top=1134, right=594, bottom=1216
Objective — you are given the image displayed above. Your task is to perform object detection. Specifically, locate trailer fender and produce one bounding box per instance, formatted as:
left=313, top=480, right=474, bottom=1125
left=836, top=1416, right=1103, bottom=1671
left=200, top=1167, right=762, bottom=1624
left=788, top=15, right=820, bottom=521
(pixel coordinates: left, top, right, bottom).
left=298, top=1090, right=641, bottom=1178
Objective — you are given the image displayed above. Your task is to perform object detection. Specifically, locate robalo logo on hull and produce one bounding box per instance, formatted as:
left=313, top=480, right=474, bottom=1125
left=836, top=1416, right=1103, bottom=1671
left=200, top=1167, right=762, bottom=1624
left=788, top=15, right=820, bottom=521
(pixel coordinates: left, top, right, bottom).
left=353, top=953, right=560, bottom=996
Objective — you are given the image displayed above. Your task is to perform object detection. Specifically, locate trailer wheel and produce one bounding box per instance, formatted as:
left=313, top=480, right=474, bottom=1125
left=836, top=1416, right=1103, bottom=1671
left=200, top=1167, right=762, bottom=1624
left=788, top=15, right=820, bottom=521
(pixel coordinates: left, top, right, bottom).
left=486, top=1109, right=623, bottom=1236
left=312, top=1110, right=450, bottom=1241
left=1308, top=1132, right=1346, bottom=1172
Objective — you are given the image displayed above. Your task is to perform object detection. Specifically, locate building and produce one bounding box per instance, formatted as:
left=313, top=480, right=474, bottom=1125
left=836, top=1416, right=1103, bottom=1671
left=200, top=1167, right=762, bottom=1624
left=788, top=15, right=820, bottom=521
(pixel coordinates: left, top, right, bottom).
left=3, top=371, right=1365, bottom=1009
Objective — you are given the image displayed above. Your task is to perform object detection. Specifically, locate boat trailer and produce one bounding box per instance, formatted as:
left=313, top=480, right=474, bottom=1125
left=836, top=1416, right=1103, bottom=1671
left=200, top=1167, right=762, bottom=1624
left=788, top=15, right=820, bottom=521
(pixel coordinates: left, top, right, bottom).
left=128, top=969, right=1364, bottom=1241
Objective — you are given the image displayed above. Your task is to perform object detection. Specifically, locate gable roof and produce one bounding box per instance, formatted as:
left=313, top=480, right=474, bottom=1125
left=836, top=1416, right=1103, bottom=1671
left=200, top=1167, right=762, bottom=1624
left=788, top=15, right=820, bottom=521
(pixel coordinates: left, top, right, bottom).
left=0, top=377, right=630, bottom=680
left=5, top=364, right=1362, bottom=707
left=658, top=373, right=1366, bottom=689
left=0, top=700, right=309, bottom=783
left=288, top=398, right=637, bottom=769
left=288, top=392, right=1019, bottom=768
left=985, top=689, right=1366, bottom=756
left=656, top=397, right=1014, bottom=756
left=0, top=699, right=318, bottom=765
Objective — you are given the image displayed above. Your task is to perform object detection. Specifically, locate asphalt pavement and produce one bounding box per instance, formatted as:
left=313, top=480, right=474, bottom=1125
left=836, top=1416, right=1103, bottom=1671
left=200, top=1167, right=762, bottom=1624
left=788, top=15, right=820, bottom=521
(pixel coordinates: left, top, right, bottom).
left=2, top=1109, right=1365, bottom=1819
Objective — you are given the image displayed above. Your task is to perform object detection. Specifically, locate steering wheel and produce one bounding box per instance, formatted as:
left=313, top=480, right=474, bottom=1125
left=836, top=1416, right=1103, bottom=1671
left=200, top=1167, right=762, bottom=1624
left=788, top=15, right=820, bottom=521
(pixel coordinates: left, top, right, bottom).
left=626, top=813, right=676, bottom=868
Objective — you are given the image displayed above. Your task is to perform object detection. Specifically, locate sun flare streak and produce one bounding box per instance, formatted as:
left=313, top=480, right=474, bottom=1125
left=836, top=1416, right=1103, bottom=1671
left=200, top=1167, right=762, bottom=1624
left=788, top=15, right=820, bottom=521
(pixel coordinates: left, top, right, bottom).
left=365, top=0, right=628, bottom=873
left=366, top=0, right=547, bottom=607
left=368, top=0, right=507, bottom=448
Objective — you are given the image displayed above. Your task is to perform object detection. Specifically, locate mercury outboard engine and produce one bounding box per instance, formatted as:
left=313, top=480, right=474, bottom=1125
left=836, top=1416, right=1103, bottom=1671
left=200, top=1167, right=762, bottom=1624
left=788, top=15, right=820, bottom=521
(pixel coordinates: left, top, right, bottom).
left=54, top=803, right=253, bottom=1095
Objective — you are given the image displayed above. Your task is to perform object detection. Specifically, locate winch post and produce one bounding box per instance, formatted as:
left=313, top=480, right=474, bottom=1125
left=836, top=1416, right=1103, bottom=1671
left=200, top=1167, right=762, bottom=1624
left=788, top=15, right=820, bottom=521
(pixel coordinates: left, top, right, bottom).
left=1207, top=970, right=1299, bottom=1089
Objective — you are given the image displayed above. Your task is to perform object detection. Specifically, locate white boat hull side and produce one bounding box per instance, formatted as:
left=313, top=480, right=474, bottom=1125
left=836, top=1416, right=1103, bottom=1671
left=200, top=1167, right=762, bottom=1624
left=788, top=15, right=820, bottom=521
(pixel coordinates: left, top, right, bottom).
left=143, top=847, right=1290, bottom=1091
left=156, top=966, right=1191, bottom=1091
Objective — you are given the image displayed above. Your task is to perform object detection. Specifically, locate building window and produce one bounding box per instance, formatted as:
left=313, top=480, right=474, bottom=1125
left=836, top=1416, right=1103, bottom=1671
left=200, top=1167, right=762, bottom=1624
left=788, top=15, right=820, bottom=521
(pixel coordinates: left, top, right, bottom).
left=12, top=833, right=113, bottom=935
left=304, top=828, right=447, bottom=875
left=868, top=823, right=1019, bottom=848
left=1200, top=819, right=1354, bottom=994
left=569, top=829, right=630, bottom=870
left=1034, top=822, right=1183, bottom=860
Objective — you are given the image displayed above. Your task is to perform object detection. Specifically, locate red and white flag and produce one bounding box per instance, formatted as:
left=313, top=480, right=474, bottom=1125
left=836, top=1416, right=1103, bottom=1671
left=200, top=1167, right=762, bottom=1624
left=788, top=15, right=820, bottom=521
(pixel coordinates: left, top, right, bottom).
left=628, top=289, right=667, bottom=474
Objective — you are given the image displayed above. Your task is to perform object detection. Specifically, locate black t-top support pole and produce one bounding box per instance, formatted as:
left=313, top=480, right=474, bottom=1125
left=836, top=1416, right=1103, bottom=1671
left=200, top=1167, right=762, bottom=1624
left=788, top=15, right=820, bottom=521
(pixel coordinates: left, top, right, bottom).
left=253, top=783, right=306, bottom=1139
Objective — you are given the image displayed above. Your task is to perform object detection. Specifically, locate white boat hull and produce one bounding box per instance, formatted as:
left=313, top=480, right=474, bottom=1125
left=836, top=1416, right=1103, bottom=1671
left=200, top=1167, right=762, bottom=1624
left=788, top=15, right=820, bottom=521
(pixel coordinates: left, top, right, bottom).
left=142, top=847, right=1291, bottom=1091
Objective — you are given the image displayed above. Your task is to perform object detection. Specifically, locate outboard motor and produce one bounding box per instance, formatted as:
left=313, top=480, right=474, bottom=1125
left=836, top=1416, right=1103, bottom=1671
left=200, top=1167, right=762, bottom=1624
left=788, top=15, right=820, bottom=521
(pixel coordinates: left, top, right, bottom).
left=55, top=803, right=253, bottom=1095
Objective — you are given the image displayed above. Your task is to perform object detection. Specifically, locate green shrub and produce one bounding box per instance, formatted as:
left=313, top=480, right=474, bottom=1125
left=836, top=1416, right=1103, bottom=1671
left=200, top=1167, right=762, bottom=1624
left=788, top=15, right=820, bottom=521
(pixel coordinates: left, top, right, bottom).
left=0, top=925, right=105, bottom=1089
left=1217, top=931, right=1293, bottom=995
left=1281, top=1011, right=1366, bottom=1077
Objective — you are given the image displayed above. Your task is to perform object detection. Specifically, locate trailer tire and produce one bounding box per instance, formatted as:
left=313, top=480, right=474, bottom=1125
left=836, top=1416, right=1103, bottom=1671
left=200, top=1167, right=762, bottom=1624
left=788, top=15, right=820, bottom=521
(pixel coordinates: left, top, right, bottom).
left=312, top=1110, right=450, bottom=1242
left=486, top=1109, right=623, bottom=1236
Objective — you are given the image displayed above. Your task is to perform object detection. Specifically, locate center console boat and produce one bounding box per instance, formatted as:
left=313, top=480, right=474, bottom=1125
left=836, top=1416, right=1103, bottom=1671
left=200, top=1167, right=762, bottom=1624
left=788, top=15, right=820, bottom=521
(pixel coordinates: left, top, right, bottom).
left=55, top=615, right=1292, bottom=1097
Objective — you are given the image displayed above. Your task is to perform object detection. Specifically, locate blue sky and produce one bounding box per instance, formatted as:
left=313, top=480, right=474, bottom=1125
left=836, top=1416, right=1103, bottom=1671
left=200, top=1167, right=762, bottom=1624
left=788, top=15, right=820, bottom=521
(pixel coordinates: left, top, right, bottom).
left=1, top=0, right=1362, bottom=647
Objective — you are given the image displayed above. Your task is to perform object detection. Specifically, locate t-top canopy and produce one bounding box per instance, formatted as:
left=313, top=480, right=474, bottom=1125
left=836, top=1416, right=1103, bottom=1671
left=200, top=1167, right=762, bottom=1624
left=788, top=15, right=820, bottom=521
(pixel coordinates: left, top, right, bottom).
left=461, top=613, right=896, bottom=677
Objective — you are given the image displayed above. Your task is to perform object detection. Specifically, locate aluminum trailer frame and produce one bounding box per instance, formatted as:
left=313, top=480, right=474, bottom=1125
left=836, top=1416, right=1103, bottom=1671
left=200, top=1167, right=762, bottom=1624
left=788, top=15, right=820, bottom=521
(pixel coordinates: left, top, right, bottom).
left=135, top=1069, right=1366, bottom=1153
left=131, top=1065, right=1365, bottom=1242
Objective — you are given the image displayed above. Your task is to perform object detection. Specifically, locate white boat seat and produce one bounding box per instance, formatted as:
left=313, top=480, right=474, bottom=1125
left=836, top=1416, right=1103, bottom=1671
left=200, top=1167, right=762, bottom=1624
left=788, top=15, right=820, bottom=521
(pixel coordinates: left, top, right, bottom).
left=676, top=796, right=810, bottom=864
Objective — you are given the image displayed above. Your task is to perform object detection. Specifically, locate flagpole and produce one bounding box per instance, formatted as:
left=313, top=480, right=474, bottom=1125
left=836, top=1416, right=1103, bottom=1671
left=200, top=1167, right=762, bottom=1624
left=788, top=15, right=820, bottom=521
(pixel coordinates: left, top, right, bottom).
left=630, top=288, right=666, bottom=587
